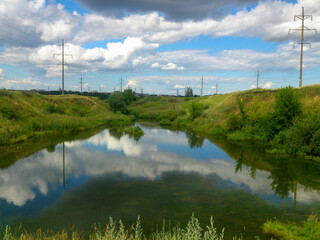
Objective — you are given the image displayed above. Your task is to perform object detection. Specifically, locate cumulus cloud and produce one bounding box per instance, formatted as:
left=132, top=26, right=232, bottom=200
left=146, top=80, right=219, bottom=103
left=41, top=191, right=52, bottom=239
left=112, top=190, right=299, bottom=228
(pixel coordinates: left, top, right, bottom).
left=73, top=1, right=320, bottom=45
left=73, top=0, right=258, bottom=21
left=0, top=0, right=79, bottom=47
left=2, top=77, right=57, bottom=89
left=0, top=37, right=158, bottom=78
left=152, top=62, right=185, bottom=71
left=263, top=81, right=275, bottom=89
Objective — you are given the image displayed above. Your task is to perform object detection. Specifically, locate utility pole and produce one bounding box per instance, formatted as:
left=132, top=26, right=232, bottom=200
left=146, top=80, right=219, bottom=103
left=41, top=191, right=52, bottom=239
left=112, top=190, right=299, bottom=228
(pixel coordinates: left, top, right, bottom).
left=54, top=39, right=72, bottom=95
left=177, top=89, right=179, bottom=96
left=289, top=7, right=317, bottom=88
left=141, top=88, right=143, bottom=95
left=256, top=67, right=260, bottom=89
left=79, top=75, right=83, bottom=95
left=200, top=76, right=204, bottom=97
left=216, top=83, right=218, bottom=95
left=120, top=78, right=123, bottom=92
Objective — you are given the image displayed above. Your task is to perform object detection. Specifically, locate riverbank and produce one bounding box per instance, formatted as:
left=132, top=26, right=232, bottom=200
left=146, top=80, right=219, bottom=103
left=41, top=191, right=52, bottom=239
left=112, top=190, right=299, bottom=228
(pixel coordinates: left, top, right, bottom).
left=128, top=85, right=320, bottom=159
left=1, top=85, right=320, bottom=158
left=0, top=90, right=131, bottom=145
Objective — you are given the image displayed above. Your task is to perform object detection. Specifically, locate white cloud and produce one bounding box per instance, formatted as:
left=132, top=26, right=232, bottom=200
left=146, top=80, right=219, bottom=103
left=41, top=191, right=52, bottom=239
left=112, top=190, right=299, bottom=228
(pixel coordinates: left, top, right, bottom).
left=2, top=77, right=57, bottom=89
left=0, top=0, right=79, bottom=47
left=174, top=84, right=185, bottom=89
left=72, top=1, right=320, bottom=45
left=151, top=62, right=185, bottom=71
left=263, top=81, right=275, bottom=89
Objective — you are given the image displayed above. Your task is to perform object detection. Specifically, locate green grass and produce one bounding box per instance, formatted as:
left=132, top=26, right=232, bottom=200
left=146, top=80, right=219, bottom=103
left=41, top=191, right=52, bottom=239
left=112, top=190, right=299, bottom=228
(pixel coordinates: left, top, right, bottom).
left=263, top=214, right=320, bottom=240
left=0, top=91, right=131, bottom=145
left=128, top=85, right=320, bottom=158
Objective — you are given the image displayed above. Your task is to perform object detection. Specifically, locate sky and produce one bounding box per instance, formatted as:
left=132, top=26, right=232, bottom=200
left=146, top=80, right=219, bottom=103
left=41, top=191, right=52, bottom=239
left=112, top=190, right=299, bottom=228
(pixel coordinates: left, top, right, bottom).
left=0, top=0, right=319, bottom=95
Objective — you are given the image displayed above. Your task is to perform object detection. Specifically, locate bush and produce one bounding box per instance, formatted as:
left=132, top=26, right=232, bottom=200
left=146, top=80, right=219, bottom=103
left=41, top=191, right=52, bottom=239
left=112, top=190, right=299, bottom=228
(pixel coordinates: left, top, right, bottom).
left=108, top=92, right=127, bottom=114
left=43, top=103, right=56, bottom=114
left=226, top=114, right=243, bottom=132
left=272, top=112, right=320, bottom=156
left=28, top=119, right=41, bottom=131
left=73, top=106, right=86, bottom=117
left=0, top=107, right=18, bottom=120
left=189, top=102, right=204, bottom=120
left=178, top=109, right=186, bottom=116
left=159, top=118, right=171, bottom=125
left=0, top=90, right=13, bottom=97
left=273, top=87, right=301, bottom=131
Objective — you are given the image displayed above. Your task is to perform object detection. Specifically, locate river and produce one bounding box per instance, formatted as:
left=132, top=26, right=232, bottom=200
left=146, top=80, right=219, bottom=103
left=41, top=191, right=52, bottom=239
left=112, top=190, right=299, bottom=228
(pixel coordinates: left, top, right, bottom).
left=1, top=124, right=320, bottom=239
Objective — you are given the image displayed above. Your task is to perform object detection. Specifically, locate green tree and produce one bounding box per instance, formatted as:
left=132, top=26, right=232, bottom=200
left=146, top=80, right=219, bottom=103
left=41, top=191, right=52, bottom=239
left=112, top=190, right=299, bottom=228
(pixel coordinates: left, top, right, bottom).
left=123, top=89, right=137, bottom=105
left=108, top=92, right=127, bottom=113
left=185, top=87, right=193, bottom=98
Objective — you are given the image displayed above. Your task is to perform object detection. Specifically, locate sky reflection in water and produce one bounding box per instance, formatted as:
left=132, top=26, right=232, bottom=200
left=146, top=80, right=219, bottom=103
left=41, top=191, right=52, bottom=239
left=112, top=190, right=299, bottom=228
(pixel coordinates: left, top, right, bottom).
left=0, top=125, right=320, bottom=237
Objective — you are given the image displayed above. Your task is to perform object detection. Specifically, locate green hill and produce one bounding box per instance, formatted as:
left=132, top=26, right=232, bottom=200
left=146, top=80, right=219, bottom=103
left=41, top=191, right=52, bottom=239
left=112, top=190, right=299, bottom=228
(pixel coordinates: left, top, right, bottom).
left=0, top=90, right=129, bottom=145
left=129, top=85, right=320, bottom=158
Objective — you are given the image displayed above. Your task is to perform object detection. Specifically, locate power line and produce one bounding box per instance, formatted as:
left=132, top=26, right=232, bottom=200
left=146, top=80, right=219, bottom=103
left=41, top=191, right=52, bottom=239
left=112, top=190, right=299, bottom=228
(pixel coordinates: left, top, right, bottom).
left=256, top=67, right=260, bottom=89
left=200, top=76, right=204, bottom=97
left=289, top=7, right=317, bottom=88
left=54, top=39, right=72, bottom=95
left=79, top=75, right=83, bottom=95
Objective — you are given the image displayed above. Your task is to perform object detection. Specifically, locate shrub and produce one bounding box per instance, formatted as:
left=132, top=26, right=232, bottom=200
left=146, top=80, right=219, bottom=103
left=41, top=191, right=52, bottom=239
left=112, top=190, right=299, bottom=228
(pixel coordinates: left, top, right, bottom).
left=28, top=119, right=41, bottom=131
left=73, top=106, right=86, bottom=117
left=272, top=112, right=320, bottom=156
left=226, top=114, right=243, bottom=132
left=178, top=109, right=186, bottom=116
left=0, top=107, right=18, bottom=120
left=189, top=102, right=204, bottom=120
left=0, top=90, right=13, bottom=97
left=108, top=92, right=127, bottom=114
left=159, top=118, right=171, bottom=125
left=273, top=86, right=301, bottom=131
left=212, top=125, right=226, bottom=135
left=43, top=103, right=56, bottom=114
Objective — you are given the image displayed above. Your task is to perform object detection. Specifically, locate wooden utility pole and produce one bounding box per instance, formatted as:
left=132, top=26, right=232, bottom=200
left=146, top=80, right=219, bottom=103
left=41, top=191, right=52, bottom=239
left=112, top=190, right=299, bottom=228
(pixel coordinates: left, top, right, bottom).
left=289, top=7, right=317, bottom=88
left=216, top=83, right=218, bottom=94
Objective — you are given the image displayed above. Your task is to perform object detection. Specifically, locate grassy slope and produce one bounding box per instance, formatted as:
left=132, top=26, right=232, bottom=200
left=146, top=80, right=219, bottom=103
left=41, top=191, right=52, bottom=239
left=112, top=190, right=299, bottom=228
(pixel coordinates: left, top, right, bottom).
left=0, top=90, right=129, bottom=145
left=129, top=85, right=320, bottom=134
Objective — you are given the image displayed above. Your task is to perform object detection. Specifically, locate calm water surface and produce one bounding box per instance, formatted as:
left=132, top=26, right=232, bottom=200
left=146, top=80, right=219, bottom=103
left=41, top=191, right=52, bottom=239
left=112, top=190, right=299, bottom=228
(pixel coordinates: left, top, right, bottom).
left=1, top=124, right=320, bottom=239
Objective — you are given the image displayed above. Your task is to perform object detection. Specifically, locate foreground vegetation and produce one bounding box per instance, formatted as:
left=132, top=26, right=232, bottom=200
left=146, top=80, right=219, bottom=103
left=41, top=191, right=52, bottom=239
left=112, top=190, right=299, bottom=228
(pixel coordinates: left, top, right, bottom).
left=263, top=214, right=320, bottom=240
left=3, top=214, right=320, bottom=239
left=2, top=215, right=226, bottom=240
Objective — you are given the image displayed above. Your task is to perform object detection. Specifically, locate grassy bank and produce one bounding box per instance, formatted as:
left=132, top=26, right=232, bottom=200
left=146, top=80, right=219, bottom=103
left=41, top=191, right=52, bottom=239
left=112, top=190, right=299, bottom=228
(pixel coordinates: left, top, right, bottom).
left=0, top=90, right=131, bottom=145
left=128, top=85, right=320, bottom=159
left=263, top=214, right=320, bottom=240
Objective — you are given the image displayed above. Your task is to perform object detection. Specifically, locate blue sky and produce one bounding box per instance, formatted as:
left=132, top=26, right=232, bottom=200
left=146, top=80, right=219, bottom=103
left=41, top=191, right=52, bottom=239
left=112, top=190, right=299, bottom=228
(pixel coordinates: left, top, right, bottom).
left=0, top=0, right=319, bottom=94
